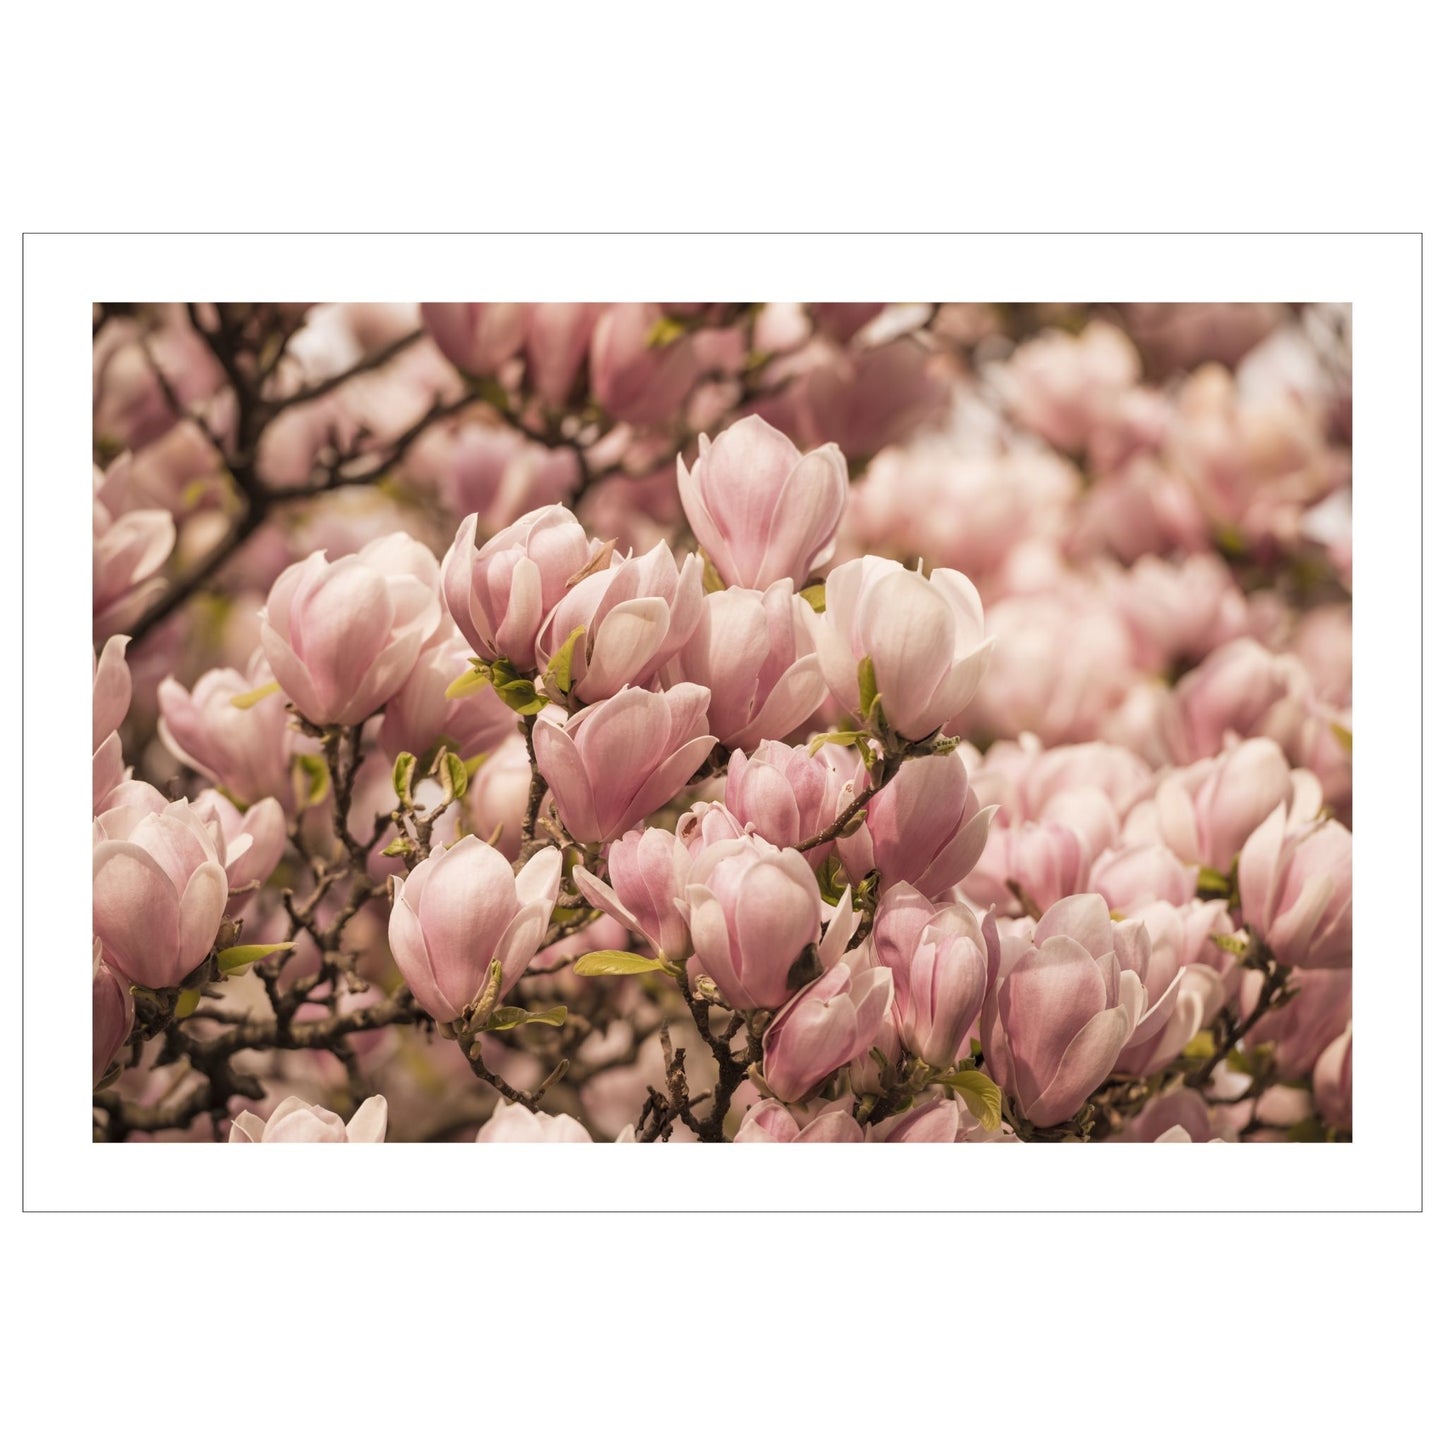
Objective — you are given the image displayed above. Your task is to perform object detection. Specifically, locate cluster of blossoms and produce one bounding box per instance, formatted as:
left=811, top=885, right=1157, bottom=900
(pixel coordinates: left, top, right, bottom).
left=91, top=300, right=1351, bottom=1143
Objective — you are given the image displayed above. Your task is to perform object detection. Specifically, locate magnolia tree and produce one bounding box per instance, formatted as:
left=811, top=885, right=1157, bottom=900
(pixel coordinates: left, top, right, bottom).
left=91, top=300, right=1353, bottom=1144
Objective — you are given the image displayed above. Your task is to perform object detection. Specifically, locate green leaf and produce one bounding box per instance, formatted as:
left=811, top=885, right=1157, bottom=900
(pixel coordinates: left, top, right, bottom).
left=939, top=1068, right=1003, bottom=1132
left=291, top=753, right=330, bottom=809
left=808, top=729, right=868, bottom=756
left=484, top=1005, right=569, bottom=1031
left=574, top=950, right=668, bottom=977
left=1181, top=1030, right=1217, bottom=1061
left=473, top=375, right=512, bottom=411
left=799, top=583, right=827, bottom=613
left=494, top=678, right=546, bottom=715
left=174, top=988, right=201, bottom=1019
left=542, top=624, right=588, bottom=697
left=445, top=665, right=493, bottom=701
left=216, top=941, right=296, bottom=975
left=392, top=751, right=418, bottom=804
left=857, top=655, right=878, bottom=720
left=380, top=837, right=411, bottom=858
left=441, top=750, right=469, bottom=801
left=229, top=679, right=282, bottom=710
left=1210, top=932, right=1250, bottom=955
left=645, top=316, right=686, bottom=348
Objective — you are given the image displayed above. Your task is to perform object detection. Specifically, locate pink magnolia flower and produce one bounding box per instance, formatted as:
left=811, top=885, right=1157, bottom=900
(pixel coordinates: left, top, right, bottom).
left=838, top=752, right=995, bottom=899
left=475, top=1101, right=592, bottom=1142
left=537, top=541, right=704, bottom=703
left=194, top=790, right=287, bottom=897
left=93, top=945, right=134, bottom=1086
left=466, top=733, right=532, bottom=860
left=1238, top=808, right=1352, bottom=970
left=93, top=796, right=230, bottom=989
left=868, top=1096, right=967, bottom=1143
left=685, top=833, right=855, bottom=1011
left=733, top=1098, right=864, bottom=1142
left=1089, top=843, right=1198, bottom=912
left=525, top=303, right=602, bottom=407
left=93, top=635, right=133, bottom=809
left=533, top=684, right=717, bottom=843
left=966, top=818, right=1093, bottom=916
left=870, top=883, right=997, bottom=1069
left=158, top=653, right=294, bottom=805
left=762, top=949, right=893, bottom=1103
left=982, top=895, right=1150, bottom=1128
left=1167, top=638, right=1312, bottom=764
left=93, top=489, right=175, bottom=637
left=723, top=740, right=853, bottom=865
left=442, top=504, right=594, bottom=671
left=811, top=556, right=993, bottom=741
left=229, top=1095, right=389, bottom=1142
left=574, top=827, right=693, bottom=962
left=669, top=582, right=826, bottom=749
left=261, top=536, right=442, bottom=726
left=387, top=836, right=562, bottom=1024
left=420, top=302, right=529, bottom=377
left=677, top=415, right=847, bottom=589
left=589, top=303, right=708, bottom=427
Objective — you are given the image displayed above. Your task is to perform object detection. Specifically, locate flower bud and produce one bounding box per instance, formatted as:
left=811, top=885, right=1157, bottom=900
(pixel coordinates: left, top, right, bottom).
left=574, top=827, right=693, bottom=962
left=1238, top=807, right=1352, bottom=970
left=723, top=740, right=853, bottom=863
left=93, top=947, right=134, bottom=1086
left=421, top=302, right=529, bottom=376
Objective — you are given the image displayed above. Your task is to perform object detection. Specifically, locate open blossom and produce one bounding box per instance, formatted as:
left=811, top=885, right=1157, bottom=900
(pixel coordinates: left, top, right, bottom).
left=194, top=790, right=287, bottom=897
left=685, top=833, right=855, bottom=1011
left=811, top=556, right=994, bottom=740
left=536, top=541, right=704, bottom=703
left=669, top=582, right=827, bottom=749
left=870, top=884, right=997, bottom=1069
left=1238, top=807, right=1352, bottom=970
left=387, top=836, right=562, bottom=1024
left=983, top=895, right=1150, bottom=1128
left=1167, top=637, right=1312, bottom=763
left=476, top=1101, right=592, bottom=1142
left=229, top=1095, right=389, bottom=1143
left=1089, top=842, right=1198, bottom=911
left=442, top=505, right=594, bottom=671
left=261, top=535, right=442, bottom=726
left=158, top=653, right=293, bottom=805
left=677, top=415, right=847, bottom=589
left=574, top=827, right=693, bottom=963
left=533, top=684, right=717, bottom=843
left=762, top=949, right=894, bottom=1103
left=838, top=751, right=995, bottom=899
left=966, top=818, right=1093, bottom=916
left=93, top=794, right=230, bottom=990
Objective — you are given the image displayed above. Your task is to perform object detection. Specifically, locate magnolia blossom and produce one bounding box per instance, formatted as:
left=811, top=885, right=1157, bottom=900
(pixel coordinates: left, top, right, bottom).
left=678, top=415, right=848, bottom=589
left=723, top=740, right=853, bottom=864
left=762, top=950, right=894, bottom=1103
left=536, top=541, right=704, bottom=703
left=229, top=1095, right=389, bottom=1143
left=1239, top=807, right=1352, bottom=970
left=669, top=582, right=826, bottom=749
left=93, top=946, right=134, bottom=1086
left=388, top=836, right=562, bottom=1023
left=158, top=653, right=293, bottom=805
left=261, top=535, right=442, bottom=726
left=93, top=794, right=230, bottom=990
left=442, top=505, right=594, bottom=670
left=533, top=685, right=717, bottom=843
left=377, top=628, right=519, bottom=763
left=475, top=1101, right=593, bottom=1142
left=420, top=302, right=529, bottom=376
left=574, top=827, right=693, bottom=963
left=811, top=556, right=993, bottom=740
left=733, top=1099, right=864, bottom=1143
left=685, top=833, right=855, bottom=1011
left=93, top=487, right=175, bottom=636
left=93, top=635, right=132, bottom=808
left=983, top=895, right=1151, bottom=1128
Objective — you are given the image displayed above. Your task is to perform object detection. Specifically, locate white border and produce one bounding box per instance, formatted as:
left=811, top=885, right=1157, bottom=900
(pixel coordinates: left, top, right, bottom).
left=24, top=233, right=1420, bottom=1210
